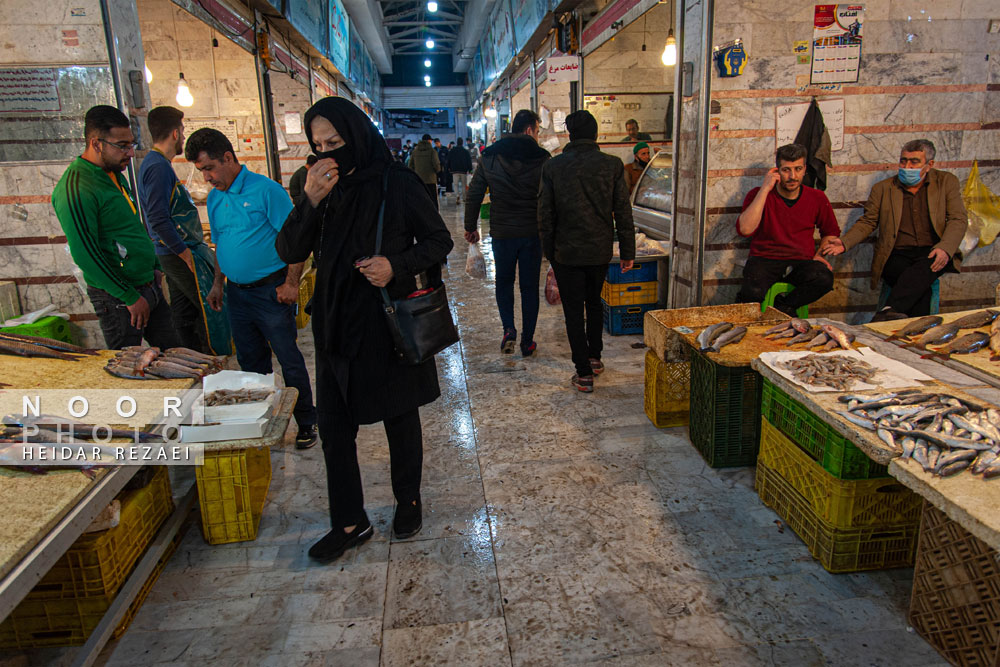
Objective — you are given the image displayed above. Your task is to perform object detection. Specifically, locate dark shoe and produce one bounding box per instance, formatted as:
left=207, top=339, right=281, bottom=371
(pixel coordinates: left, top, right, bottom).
left=295, top=425, right=318, bottom=450
left=393, top=499, right=422, bottom=539
left=772, top=294, right=798, bottom=317
left=308, top=519, right=373, bottom=563
left=870, top=307, right=910, bottom=323
left=501, top=328, right=517, bottom=354
left=521, top=341, right=537, bottom=357
left=571, top=374, right=594, bottom=393
left=589, top=358, right=605, bottom=375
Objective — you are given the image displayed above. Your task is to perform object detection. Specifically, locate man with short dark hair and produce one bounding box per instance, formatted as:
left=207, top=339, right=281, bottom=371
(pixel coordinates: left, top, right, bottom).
left=447, top=137, right=473, bottom=204
left=621, top=118, right=652, bottom=142
left=464, top=109, right=551, bottom=356
left=435, top=138, right=452, bottom=194
left=138, top=106, right=226, bottom=354
left=736, top=143, right=840, bottom=315
left=625, top=141, right=651, bottom=193
left=822, top=139, right=968, bottom=320
left=539, top=110, right=635, bottom=393
left=185, top=128, right=317, bottom=449
left=52, top=105, right=181, bottom=350
left=288, top=154, right=318, bottom=203
left=407, top=133, right=441, bottom=209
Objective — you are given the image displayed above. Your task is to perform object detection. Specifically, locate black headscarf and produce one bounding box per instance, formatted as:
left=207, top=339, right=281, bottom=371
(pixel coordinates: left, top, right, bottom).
left=303, top=97, right=394, bottom=359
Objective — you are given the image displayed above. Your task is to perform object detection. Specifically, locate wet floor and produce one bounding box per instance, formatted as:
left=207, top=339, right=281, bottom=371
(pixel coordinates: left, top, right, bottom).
left=9, top=194, right=944, bottom=666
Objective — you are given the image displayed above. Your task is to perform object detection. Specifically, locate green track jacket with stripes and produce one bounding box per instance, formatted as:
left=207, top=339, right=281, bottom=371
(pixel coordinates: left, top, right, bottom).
left=52, top=157, right=157, bottom=306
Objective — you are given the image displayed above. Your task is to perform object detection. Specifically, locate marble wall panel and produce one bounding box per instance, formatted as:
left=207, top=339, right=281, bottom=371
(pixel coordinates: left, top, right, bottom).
left=0, top=244, right=78, bottom=278
left=706, top=136, right=774, bottom=171
left=889, top=0, right=965, bottom=21
left=0, top=24, right=107, bottom=64
left=2, top=206, right=63, bottom=238
left=860, top=53, right=966, bottom=86
left=710, top=97, right=765, bottom=131
left=843, top=92, right=987, bottom=127
left=961, top=0, right=1000, bottom=19
left=583, top=2, right=674, bottom=95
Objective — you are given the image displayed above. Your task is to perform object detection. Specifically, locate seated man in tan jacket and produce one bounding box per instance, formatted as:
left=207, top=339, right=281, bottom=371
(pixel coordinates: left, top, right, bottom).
left=821, top=139, right=967, bottom=321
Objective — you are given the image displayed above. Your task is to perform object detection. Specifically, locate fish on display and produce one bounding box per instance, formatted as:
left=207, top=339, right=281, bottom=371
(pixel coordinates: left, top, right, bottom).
left=0, top=338, right=82, bottom=360
left=778, top=354, right=877, bottom=391
left=697, top=322, right=733, bottom=352
left=912, top=323, right=960, bottom=351
left=710, top=326, right=748, bottom=352
left=886, top=315, right=943, bottom=341
left=764, top=321, right=793, bottom=336
left=990, top=317, right=1000, bottom=362
left=103, top=346, right=226, bottom=380
left=0, top=332, right=98, bottom=355
left=948, top=310, right=999, bottom=330
left=785, top=327, right=821, bottom=346
left=790, top=318, right=811, bottom=333
left=923, top=332, right=990, bottom=360
left=806, top=333, right=829, bottom=348
left=820, top=324, right=854, bottom=351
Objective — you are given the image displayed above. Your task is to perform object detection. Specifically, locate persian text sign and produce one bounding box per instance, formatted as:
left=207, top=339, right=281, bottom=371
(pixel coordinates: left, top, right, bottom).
left=546, top=56, right=581, bottom=83
left=0, top=68, right=60, bottom=112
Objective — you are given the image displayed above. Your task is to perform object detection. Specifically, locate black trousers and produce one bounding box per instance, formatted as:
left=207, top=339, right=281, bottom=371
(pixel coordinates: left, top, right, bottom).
left=318, top=380, right=423, bottom=530
left=737, top=257, right=834, bottom=312
left=882, top=246, right=948, bottom=317
left=424, top=183, right=438, bottom=211
left=158, top=252, right=209, bottom=353
left=87, top=281, right=182, bottom=350
left=551, top=261, right=606, bottom=377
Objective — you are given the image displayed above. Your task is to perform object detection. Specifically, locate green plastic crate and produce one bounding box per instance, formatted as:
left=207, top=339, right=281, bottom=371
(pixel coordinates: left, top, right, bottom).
left=0, top=316, right=75, bottom=345
left=479, top=202, right=490, bottom=220
left=760, top=380, right=889, bottom=480
left=688, top=349, right=762, bottom=467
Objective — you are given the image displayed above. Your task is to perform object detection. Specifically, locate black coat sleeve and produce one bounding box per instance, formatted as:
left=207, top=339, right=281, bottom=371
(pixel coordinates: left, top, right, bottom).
left=385, top=175, right=455, bottom=281
left=275, top=197, right=321, bottom=264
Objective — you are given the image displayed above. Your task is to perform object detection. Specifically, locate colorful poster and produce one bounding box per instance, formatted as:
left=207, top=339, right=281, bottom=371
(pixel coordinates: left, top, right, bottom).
left=511, top=0, right=549, bottom=52
left=328, top=0, right=349, bottom=76
left=349, top=18, right=364, bottom=86
left=490, top=1, right=517, bottom=80
left=286, top=0, right=328, bottom=58
left=811, top=4, right=863, bottom=84
left=471, top=49, right=485, bottom=95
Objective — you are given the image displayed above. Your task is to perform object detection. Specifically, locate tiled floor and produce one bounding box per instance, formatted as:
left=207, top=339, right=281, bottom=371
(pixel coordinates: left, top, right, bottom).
left=5, top=196, right=945, bottom=666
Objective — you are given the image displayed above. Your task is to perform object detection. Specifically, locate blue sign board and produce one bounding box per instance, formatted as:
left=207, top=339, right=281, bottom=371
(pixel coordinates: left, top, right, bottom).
left=286, top=0, right=328, bottom=58
left=328, top=0, right=350, bottom=76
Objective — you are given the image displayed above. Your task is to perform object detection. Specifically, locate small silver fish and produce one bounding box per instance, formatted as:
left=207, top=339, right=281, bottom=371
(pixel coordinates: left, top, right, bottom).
left=764, top=321, right=793, bottom=336
left=939, top=459, right=972, bottom=477
left=821, top=324, right=854, bottom=351
left=836, top=410, right=875, bottom=430
left=900, top=436, right=916, bottom=459
left=710, top=326, right=748, bottom=352
left=912, top=440, right=930, bottom=469
left=698, top=322, right=733, bottom=351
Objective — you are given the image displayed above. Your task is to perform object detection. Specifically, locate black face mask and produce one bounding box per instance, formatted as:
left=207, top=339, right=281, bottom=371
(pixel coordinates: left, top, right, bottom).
left=315, top=144, right=355, bottom=175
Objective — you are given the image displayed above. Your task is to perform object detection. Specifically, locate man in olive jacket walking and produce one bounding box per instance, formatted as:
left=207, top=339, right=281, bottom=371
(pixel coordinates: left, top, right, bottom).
left=538, top=110, right=635, bottom=393
left=407, top=134, right=441, bottom=209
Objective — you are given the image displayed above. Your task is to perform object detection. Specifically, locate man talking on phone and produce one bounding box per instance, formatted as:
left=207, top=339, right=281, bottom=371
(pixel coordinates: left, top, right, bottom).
left=735, top=143, right=840, bottom=315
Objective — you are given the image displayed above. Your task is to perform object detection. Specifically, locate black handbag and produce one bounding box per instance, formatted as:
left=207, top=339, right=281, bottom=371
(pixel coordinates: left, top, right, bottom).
left=375, top=170, right=459, bottom=365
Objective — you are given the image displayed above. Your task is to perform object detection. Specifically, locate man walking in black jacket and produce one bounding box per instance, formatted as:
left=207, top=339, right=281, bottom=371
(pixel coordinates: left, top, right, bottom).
left=465, top=110, right=551, bottom=356
left=447, top=138, right=473, bottom=203
left=539, top=110, right=635, bottom=392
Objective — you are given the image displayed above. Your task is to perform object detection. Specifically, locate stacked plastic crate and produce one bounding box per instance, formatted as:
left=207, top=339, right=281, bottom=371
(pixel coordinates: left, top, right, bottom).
left=602, top=260, right=659, bottom=336
left=755, top=380, right=924, bottom=573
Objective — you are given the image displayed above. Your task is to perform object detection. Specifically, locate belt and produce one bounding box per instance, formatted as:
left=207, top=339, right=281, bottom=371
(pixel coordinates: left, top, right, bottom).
left=228, top=267, right=288, bottom=289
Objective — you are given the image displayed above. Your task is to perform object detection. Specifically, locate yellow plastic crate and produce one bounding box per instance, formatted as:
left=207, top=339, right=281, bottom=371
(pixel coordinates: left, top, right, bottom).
left=296, top=269, right=316, bottom=330
left=759, top=418, right=922, bottom=530
left=196, top=446, right=272, bottom=545
left=643, top=350, right=690, bottom=428
left=601, top=280, right=657, bottom=307
left=28, top=467, right=172, bottom=600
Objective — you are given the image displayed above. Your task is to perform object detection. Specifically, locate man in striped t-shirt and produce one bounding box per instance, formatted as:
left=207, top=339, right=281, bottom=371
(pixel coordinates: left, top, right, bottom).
left=52, top=105, right=181, bottom=350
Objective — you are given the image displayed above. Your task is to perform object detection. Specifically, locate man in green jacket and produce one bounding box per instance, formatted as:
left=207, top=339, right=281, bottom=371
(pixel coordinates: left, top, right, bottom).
left=52, top=105, right=181, bottom=350
left=407, top=133, right=441, bottom=209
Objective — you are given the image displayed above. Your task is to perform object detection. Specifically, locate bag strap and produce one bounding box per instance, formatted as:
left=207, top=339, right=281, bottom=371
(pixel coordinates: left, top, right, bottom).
left=375, top=169, right=394, bottom=312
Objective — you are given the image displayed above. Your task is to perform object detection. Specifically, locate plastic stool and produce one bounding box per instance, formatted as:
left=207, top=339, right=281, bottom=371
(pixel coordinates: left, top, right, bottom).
left=761, top=282, right=808, bottom=318
left=875, top=279, right=939, bottom=316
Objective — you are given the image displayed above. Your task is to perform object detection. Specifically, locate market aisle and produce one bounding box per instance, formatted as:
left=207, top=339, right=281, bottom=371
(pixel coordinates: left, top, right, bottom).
left=83, top=196, right=945, bottom=666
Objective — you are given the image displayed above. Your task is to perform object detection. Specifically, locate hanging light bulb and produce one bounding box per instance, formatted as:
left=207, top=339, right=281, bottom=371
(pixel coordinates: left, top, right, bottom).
left=661, top=29, right=677, bottom=67
left=144, top=65, right=153, bottom=83
left=484, top=106, right=497, bottom=118
left=425, top=80, right=432, bottom=87
left=426, top=38, right=434, bottom=49
left=427, top=1, right=438, bottom=12
left=424, top=59, right=431, bottom=68
left=176, top=72, right=194, bottom=107
left=424, top=74, right=431, bottom=82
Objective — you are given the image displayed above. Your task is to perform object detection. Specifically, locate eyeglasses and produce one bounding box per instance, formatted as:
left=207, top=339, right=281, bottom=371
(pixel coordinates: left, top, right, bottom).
left=99, top=139, right=138, bottom=152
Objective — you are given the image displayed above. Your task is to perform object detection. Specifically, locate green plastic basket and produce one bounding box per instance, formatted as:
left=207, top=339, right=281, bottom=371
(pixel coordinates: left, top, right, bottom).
left=1, top=316, right=75, bottom=345
left=760, top=380, right=889, bottom=480
left=688, top=350, right=762, bottom=467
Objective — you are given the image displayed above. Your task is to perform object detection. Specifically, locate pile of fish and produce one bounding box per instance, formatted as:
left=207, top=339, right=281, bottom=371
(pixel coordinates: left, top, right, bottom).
left=104, top=346, right=225, bottom=380
left=696, top=322, right=748, bottom=353
left=835, top=389, right=1000, bottom=479
left=0, top=331, right=97, bottom=360
left=885, top=309, right=1000, bottom=359
left=204, top=387, right=274, bottom=406
left=764, top=320, right=856, bottom=351
left=778, top=354, right=879, bottom=391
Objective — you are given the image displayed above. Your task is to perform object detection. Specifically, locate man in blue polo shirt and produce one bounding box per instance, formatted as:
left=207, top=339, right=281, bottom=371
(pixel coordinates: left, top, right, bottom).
left=185, top=128, right=317, bottom=449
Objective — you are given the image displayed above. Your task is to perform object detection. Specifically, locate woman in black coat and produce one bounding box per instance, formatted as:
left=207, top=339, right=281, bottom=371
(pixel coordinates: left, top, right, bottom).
left=276, top=97, right=454, bottom=563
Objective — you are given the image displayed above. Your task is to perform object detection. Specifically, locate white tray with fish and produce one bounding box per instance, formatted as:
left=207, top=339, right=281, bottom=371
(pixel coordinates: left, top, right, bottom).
left=758, top=348, right=935, bottom=393
left=202, top=371, right=276, bottom=423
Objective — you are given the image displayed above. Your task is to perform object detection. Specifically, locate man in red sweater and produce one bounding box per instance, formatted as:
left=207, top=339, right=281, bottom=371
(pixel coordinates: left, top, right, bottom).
left=736, top=143, right=840, bottom=315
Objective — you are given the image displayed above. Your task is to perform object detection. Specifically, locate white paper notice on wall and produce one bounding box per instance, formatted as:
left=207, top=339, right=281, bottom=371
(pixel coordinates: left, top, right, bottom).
left=775, top=98, right=844, bottom=151
left=284, top=112, right=302, bottom=135
left=193, top=118, right=241, bottom=152
left=552, top=110, right=567, bottom=133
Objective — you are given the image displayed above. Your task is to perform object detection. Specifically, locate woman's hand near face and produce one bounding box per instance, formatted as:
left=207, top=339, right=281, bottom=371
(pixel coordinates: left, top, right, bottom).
left=305, top=158, right=339, bottom=207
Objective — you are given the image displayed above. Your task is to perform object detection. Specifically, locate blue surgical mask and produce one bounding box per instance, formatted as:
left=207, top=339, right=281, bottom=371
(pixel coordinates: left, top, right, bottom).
left=898, top=167, right=923, bottom=186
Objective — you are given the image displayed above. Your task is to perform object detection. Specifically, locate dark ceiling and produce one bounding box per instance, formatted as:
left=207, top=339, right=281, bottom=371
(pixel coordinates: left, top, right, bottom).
left=378, top=0, right=470, bottom=55
left=380, top=54, right=467, bottom=87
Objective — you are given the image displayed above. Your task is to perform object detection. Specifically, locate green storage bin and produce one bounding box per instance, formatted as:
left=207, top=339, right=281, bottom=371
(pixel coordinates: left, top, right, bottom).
left=1, top=316, right=75, bottom=345
left=479, top=202, right=490, bottom=220
left=688, top=349, right=762, bottom=467
left=760, top=380, right=889, bottom=480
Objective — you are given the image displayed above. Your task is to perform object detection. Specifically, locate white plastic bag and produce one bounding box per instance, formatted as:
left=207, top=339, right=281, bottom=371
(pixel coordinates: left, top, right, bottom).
left=465, top=243, right=487, bottom=279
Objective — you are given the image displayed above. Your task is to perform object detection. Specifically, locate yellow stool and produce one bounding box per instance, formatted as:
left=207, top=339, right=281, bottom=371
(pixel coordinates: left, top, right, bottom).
left=761, top=282, right=808, bottom=318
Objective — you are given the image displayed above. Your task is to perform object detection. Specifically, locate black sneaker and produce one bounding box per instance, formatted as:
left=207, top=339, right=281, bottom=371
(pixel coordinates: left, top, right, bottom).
left=870, top=307, right=910, bottom=323
left=589, top=358, right=605, bottom=375
left=521, top=341, right=537, bottom=357
left=571, top=374, right=594, bottom=393
left=308, top=519, right=373, bottom=563
left=295, top=425, right=318, bottom=450
left=393, top=499, right=422, bottom=539
left=501, top=328, right=517, bottom=354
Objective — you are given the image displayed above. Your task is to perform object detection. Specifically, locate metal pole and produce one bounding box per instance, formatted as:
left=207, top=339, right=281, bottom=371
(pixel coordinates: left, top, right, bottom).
left=97, top=0, right=139, bottom=193
left=307, top=56, right=315, bottom=105
left=529, top=51, right=538, bottom=114
left=693, top=0, right=714, bottom=306
left=667, top=0, right=683, bottom=308
left=253, top=11, right=282, bottom=183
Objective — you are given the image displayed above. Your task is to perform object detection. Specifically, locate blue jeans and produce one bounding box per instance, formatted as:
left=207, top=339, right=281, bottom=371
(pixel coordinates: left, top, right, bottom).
left=226, top=277, right=316, bottom=429
left=492, top=236, right=542, bottom=348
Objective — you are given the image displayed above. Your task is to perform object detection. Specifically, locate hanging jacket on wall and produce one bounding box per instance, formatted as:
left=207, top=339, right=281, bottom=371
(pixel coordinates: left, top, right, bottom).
left=793, top=99, right=832, bottom=191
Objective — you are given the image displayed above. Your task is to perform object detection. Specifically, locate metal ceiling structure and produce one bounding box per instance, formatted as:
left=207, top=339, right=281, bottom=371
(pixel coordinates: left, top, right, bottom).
left=379, top=0, right=471, bottom=55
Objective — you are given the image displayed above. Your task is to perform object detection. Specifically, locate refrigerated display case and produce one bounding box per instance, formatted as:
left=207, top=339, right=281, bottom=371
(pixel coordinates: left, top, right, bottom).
left=630, top=151, right=672, bottom=240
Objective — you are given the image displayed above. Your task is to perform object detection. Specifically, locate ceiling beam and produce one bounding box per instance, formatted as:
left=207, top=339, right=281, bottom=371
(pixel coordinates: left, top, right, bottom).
left=384, top=20, right=462, bottom=26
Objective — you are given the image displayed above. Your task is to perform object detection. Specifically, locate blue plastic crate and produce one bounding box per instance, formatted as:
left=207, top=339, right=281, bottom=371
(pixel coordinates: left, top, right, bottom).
left=606, top=260, right=657, bottom=284
left=603, top=302, right=656, bottom=336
